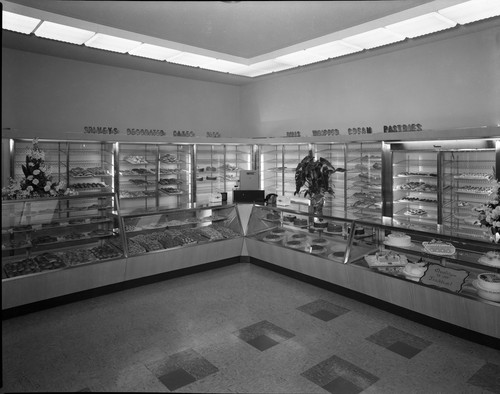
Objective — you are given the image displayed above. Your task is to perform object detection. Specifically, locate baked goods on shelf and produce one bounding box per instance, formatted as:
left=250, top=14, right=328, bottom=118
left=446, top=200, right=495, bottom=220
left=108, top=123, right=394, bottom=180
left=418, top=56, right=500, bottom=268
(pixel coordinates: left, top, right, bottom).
left=283, top=215, right=297, bottom=223
left=285, top=240, right=304, bottom=249
left=310, top=245, right=326, bottom=254
left=125, top=156, right=148, bottom=164
left=311, top=238, right=328, bottom=245
left=385, top=232, right=411, bottom=247
left=454, top=173, right=493, bottom=180
left=4, top=258, right=41, bottom=277
left=291, top=233, right=307, bottom=241
left=34, top=252, right=66, bottom=271
left=313, top=220, right=328, bottom=229
left=263, top=233, right=284, bottom=243
left=402, top=263, right=426, bottom=280
left=478, top=251, right=500, bottom=268
left=422, top=239, right=456, bottom=255
left=211, top=224, right=240, bottom=239
left=294, top=218, right=308, bottom=227
left=327, top=223, right=343, bottom=233
left=404, top=208, right=427, bottom=217
left=476, top=273, right=500, bottom=291
left=266, top=212, right=281, bottom=221
left=396, top=182, right=437, bottom=192
left=364, top=250, right=407, bottom=267
left=456, top=185, right=493, bottom=194
left=90, top=243, right=122, bottom=259
left=271, top=228, right=287, bottom=235
left=59, top=248, right=98, bottom=265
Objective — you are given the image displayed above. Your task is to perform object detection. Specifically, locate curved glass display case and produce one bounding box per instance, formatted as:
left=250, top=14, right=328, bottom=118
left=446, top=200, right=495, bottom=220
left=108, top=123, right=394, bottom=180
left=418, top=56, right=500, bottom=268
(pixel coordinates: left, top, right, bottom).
left=2, top=192, right=124, bottom=279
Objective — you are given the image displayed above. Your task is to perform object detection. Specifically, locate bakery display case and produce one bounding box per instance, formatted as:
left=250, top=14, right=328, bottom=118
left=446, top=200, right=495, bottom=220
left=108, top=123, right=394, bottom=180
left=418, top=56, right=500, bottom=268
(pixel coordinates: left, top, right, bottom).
left=347, top=219, right=500, bottom=304
left=158, top=144, right=192, bottom=209
left=441, top=139, right=499, bottom=241
left=313, top=143, right=346, bottom=218
left=259, top=143, right=310, bottom=197
left=67, top=141, right=114, bottom=194
left=11, top=139, right=67, bottom=188
left=345, top=142, right=382, bottom=221
left=116, top=143, right=160, bottom=211
left=2, top=192, right=124, bottom=279
left=223, top=144, right=253, bottom=194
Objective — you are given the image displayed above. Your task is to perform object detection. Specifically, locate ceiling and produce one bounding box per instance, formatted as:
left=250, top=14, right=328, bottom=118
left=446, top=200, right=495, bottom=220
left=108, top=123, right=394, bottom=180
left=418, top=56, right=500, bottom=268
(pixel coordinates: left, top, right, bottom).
left=1, top=0, right=484, bottom=85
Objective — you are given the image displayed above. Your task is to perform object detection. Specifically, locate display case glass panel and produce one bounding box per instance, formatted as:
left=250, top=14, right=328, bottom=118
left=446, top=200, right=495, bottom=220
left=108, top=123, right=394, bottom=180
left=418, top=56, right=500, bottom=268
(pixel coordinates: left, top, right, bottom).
left=67, top=141, right=114, bottom=193
left=349, top=219, right=500, bottom=304
left=2, top=192, right=124, bottom=279
left=314, top=143, right=346, bottom=218
left=246, top=204, right=355, bottom=262
left=117, top=143, right=159, bottom=211
left=345, top=142, right=382, bottom=221
left=158, top=144, right=192, bottom=209
left=195, top=145, right=225, bottom=205
left=117, top=204, right=243, bottom=256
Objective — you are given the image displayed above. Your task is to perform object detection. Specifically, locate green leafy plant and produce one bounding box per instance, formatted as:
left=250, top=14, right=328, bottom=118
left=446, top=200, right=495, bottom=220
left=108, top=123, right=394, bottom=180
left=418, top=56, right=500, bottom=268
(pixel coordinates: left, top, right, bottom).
left=294, top=150, right=345, bottom=198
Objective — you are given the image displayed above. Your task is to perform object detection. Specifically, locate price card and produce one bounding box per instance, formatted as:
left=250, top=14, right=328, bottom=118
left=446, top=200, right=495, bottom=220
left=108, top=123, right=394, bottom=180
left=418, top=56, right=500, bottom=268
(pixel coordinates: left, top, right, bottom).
left=420, top=263, right=469, bottom=293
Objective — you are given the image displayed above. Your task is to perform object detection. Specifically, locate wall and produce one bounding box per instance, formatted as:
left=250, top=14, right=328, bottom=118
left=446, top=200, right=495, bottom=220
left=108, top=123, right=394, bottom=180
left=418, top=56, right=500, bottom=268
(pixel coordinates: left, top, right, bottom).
left=1, top=48, right=242, bottom=140
left=240, top=24, right=500, bottom=137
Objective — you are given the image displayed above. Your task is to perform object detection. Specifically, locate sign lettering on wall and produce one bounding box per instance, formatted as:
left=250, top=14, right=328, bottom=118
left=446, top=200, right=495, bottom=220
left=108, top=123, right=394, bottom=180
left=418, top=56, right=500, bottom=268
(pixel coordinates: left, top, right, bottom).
left=384, top=124, right=422, bottom=133
left=312, top=129, right=339, bottom=136
left=348, top=127, right=372, bottom=135
left=84, top=126, right=119, bottom=135
left=126, top=128, right=166, bottom=136
left=286, top=131, right=301, bottom=137
left=173, top=130, right=196, bottom=137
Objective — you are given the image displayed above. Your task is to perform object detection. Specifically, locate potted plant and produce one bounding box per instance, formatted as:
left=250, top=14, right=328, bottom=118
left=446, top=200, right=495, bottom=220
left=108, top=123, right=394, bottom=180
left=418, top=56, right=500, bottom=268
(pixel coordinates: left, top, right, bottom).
left=294, top=150, right=345, bottom=215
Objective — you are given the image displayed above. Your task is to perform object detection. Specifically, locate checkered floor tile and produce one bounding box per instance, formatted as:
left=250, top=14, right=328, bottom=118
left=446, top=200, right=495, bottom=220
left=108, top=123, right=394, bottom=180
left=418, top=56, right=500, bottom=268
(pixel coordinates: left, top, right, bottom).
left=234, top=320, right=295, bottom=351
left=366, top=325, right=431, bottom=359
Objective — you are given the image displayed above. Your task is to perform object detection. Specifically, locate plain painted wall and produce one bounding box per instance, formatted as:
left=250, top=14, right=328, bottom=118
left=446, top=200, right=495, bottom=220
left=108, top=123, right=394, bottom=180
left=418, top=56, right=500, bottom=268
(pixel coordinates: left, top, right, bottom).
left=1, top=48, right=242, bottom=140
left=240, top=24, right=500, bottom=136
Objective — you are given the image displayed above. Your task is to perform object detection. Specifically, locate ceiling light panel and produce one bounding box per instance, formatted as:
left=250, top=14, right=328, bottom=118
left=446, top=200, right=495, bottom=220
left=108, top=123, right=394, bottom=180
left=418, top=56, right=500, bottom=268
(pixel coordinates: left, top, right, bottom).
left=342, top=28, right=406, bottom=49
left=386, top=12, right=457, bottom=38
left=203, top=59, right=250, bottom=74
left=274, top=51, right=328, bottom=67
left=129, top=43, right=181, bottom=61
left=34, top=21, right=95, bottom=45
left=306, top=40, right=363, bottom=59
left=85, top=33, right=141, bottom=53
left=2, top=11, right=40, bottom=34
left=238, top=60, right=295, bottom=77
left=439, top=0, right=500, bottom=25
left=167, top=52, right=217, bottom=68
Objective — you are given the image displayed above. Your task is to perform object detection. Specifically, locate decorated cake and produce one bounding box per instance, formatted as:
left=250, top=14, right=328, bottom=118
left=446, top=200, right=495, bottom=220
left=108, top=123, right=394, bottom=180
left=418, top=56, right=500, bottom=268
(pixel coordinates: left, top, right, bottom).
left=294, top=218, right=308, bottom=226
left=327, top=223, right=343, bottom=233
left=478, top=251, right=500, bottom=268
left=311, top=238, right=328, bottom=245
left=310, top=245, right=326, bottom=254
left=403, top=263, right=426, bottom=278
left=313, top=220, right=328, bottom=229
left=285, top=240, right=304, bottom=249
left=423, top=240, right=456, bottom=255
left=263, top=233, right=284, bottom=243
left=291, top=233, right=307, bottom=241
left=376, top=250, right=401, bottom=264
left=386, top=232, right=411, bottom=247
left=271, top=228, right=287, bottom=235
left=283, top=215, right=297, bottom=223
left=476, top=273, right=500, bottom=292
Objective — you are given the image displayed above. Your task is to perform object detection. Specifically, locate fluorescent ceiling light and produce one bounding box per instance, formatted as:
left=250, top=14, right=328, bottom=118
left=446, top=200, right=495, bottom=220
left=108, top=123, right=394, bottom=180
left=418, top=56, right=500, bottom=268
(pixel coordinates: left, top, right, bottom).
left=386, top=12, right=457, bottom=38
left=274, top=51, right=328, bottom=67
left=238, top=60, right=295, bottom=77
left=85, top=33, right=141, bottom=53
left=203, top=59, right=250, bottom=74
left=2, top=11, right=40, bottom=34
left=342, top=28, right=406, bottom=49
left=306, top=40, right=363, bottom=59
left=439, top=0, right=500, bottom=25
left=34, top=21, right=95, bottom=44
left=167, top=52, right=217, bottom=68
left=129, top=43, right=181, bottom=61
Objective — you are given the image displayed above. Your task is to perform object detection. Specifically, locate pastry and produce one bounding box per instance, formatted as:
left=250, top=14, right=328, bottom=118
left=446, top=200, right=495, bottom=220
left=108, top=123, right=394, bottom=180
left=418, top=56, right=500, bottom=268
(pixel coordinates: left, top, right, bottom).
left=478, top=251, right=500, bottom=268
left=310, top=245, right=326, bottom=254
left=327, top=223, right=343, bottom=233
left=386, top=232, right=411, bottom=247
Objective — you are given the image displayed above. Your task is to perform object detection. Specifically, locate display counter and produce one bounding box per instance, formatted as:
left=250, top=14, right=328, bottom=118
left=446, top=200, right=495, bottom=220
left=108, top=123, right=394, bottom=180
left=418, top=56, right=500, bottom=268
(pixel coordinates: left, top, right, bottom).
left=244, top=204, right=500, bottom=338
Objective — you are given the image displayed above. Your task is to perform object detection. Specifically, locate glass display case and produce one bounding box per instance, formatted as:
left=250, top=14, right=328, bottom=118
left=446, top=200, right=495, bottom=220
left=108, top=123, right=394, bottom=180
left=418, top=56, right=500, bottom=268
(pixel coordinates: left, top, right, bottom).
left=67, top=141, right=114, bottom=193
left=116, top=204, right=243, bottom=257
left=116, top=143, right=159, bottom=211
left=246, top=204, right=356, bottom=262
left=349, top=219, right=500, bottom=304
left=11, top=139, right=67, bottom=188
left=313, top=143, right=346, bottom=218
left=345, top=142, right=382, bottom=221
left=2, top=192, right=124, bottom=279
left=259, top=143, right=310, bottom=197
left=158, top=144, right=192, bottom=209
left=246, top=204, right=499, bottom=305
left=441, top=139, right=499, bottom=241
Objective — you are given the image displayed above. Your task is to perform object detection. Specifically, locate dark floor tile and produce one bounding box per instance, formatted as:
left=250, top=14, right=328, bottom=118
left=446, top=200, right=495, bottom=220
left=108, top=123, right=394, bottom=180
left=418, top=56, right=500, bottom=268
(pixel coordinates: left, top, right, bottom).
left=246, top=334, right=280, bottom=351
left=467, top=362, right=500, bottom=393
left=181, top=355, right=219, bottom=380
left=323, top=376, right=363, bottom=394
left=235, top=320, right=295, bottom=344
left=301, top=355, right=378, bottom=391
left=386, top=341, right=422, bottom=359
left=159, top=368, right=196, bottom=391
left=366, top=325, right=431, bottom=352
left=297, top=299, right=350, bottom=319
left=311, top=309, right=339, bottom=322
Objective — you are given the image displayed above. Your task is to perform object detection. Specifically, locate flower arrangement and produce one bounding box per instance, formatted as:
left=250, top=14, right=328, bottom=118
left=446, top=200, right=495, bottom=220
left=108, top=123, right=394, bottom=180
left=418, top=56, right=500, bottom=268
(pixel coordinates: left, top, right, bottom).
left=294, top=150, right=345, bottom=214
left=476, top=179, right=500, bottom=243
left=2, top=138, right=71, bottom=200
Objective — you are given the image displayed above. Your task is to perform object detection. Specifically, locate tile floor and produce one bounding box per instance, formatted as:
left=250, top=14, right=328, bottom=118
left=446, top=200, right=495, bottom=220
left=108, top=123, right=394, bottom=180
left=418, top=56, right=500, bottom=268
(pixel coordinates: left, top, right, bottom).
left=2, top=263, right=500, bottom=393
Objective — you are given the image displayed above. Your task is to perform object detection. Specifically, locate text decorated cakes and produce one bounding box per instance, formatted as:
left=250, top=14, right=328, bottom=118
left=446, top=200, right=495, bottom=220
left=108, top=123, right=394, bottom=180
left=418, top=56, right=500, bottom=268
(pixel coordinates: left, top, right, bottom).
left=423, top=240, right=456, bottom=255
left=386, top=232, right=411, bottom=247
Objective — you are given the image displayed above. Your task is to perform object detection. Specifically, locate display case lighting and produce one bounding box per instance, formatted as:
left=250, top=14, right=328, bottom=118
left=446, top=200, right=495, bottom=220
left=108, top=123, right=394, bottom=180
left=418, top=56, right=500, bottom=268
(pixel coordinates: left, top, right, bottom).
left=386, top=12, right=457, bottom=38
left=129, top=43, right=181, bottom=61
left=34, top=21, right=95, bottom=45
left=2, top=11, right=40, bottom=35
left=85, top=33, right=141, bottom=53
left=342, top=28, right=406, bottom=49
left=439, top=0, right=500, bottom=25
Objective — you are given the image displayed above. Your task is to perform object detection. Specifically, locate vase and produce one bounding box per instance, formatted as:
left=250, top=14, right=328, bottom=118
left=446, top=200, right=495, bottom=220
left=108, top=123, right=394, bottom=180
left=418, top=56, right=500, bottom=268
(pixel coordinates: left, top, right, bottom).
left=310, top=194, right=325, bottom=216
